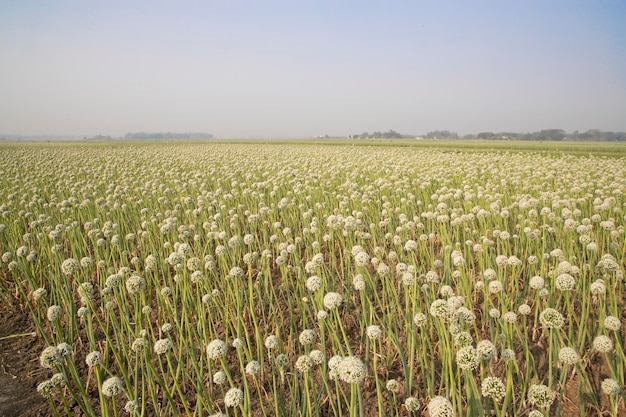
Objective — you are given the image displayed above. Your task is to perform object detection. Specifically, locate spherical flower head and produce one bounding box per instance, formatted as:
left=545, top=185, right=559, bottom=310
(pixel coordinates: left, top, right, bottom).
left=593, top=335, right=613, bottom=353
left=295, top=355, right=314, bottom=373
left=224, top=387, right=244, bottom=408
left=309, top=349, right=325, bottom=366
left=517, top=304, right=532, bottom=316
left=161, top=323, right=173, bottom=333
left=50, top=372, right=66, bottom=389
left=366, top=325, right=382, bottom=340
left=323, top=292, right=343, bottom=310
left=56, top=342, right=73, bottom=357
left=439, top=285, right=455, bottom=297
left=186, top=257, right=202, bottom=272
left=159, top=286, right=172, bottom=298
left=26, top=251, right=39, bottom=262
left=354, top=251, right=370, bottom=267
left=601, top=378, right=622, bottom=396
left=202, top=293, right=213, bottom=304
left=317, top=310, right=328, bottom=320
left=102, top=376, right=124, bottom=397
left=376, top=262, right=390, bottom=276
left=404, top=239, right=418, bottom=252
left=328, top=355, right=343, bottom=371
left=61, top=258, right=80, bottom=275
left=481, top=376, right=506, bottom=401
left=425, top=270, right=440, bottom=283
left=604, top=316, right=621, bottom=331
left=401, top=271, right=416, bottom=286
left=215, top=245, right=227, bottom=257
left=1, top=251, right=13, bottom=263
left=232, top=338, right=244, bottom=349
left=105, top=274, right=122, bottom=288
left=131, top=338, right=148, bottom=353
left=454, top=332, right=473, bottom=348
left=555, top=274, right=576, bottom=291
left=126, top=274, right=146, bottom=295
left=299, top=329, right=317, bottom=346
left=40, top=346, right=62, bottom=369
left=338, top=356, right=366, bottom=384
left=430, top=299, right=452, bottom=319
left=527, top=384, right=555, bottom=408
left=306, top=276, right=322, bottom=292
left=385, top=379, right=400, bottom=393
left=404, top=396, right=420, bottom=412
left=413, top=313, right=427, bottom=327
left=37, top=379, right=56, bottom=397
left=501, top=348, right=516, bottom=362
left=124, top=400, right=139, bottom=414
left=118, top=266, right=131, bottom=279
left=488, top=280, right=503, bottom=294
left=539, top=308, right=564, bottom=329
left=427, top=396, right=454, bottom=417
left=264, top=335, right=279, bottom=350
left=206, top=339, right=227, bottom=360
left=488, top=308, right=501, bottom=319
left=229, top=266, right=244, bottom=279
left=32, top=287, right=47, bottom=302
left=353, top=275, right=366, bottom=291
left=190, top=270, right=204, bottom=283
left=507, top=255, right=522, bottom=266
left=213, top=370, right=227, bottom=385
left=153, top=338, right=173, bottom=355
left=590, top=280, right=606, bottom=295
left=245, top=360, right=261, bottom=376
left=80, top=257, right=94, bottom=268
left=456, top=345, right=479, bottom=371
left=528, top=410, right=544, bottom=417
left=86, top=351, right=103, bottom=367
left=144, top=255, right=157, bottom=271
left=502, top=312, right=517, bottom=324
left=77, top=306, right=90, bottom=318
left=476, top=340, right=497, bottom=361
left=529, top=275, right=545, bottom=290
left=558, top=347, right=580, bottom=365
left=167, top=252, right=184, bottom=266
left=274, top=353, right=289, bottom=368
left=483, top=268, right=497, bottom=281
left=47, top=305, right=63, bottom=322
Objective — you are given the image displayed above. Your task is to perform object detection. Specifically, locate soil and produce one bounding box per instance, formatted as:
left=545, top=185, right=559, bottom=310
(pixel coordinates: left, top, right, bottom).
left=0, top=304, right=50, bottom=417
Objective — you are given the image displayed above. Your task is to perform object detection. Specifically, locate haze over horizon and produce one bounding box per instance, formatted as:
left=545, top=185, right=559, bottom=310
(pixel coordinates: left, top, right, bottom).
left=1, top=1, right=625, bottom=139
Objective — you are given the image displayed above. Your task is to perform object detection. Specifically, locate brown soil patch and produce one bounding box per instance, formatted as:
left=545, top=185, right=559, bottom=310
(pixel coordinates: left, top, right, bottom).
left=0, top=304, right=50, bottom=417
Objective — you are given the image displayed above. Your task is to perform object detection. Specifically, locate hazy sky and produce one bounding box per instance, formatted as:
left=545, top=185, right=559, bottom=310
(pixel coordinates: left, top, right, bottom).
left=1, top=1, right=625, bottom=138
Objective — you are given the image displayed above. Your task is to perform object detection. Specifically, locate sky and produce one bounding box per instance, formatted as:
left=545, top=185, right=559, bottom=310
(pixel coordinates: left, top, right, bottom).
left=1, top=1, right=625, bottom=138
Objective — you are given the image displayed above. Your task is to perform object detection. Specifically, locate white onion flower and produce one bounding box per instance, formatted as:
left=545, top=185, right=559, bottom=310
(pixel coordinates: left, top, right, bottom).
left=224, top=387, right=244, bottom=408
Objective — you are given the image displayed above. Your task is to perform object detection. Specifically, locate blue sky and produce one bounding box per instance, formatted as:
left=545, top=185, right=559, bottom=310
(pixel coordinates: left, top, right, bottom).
left=1, top=0, right=625, bottom=138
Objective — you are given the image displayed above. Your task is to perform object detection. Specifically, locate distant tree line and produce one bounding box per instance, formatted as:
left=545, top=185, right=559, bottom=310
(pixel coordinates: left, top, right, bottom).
left=124, top=132, right=214, bottom=140
left=84, top=134, right=113, bottom=141
left=423, top=130, right=459, bottom=139
left=348, top=130, right=413, bottom=139
left=423, top=129, right=625, bottom=141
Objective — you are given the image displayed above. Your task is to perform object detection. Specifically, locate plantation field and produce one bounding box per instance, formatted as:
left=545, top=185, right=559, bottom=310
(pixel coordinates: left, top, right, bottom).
left=0, top=141, right=624, bottom=416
